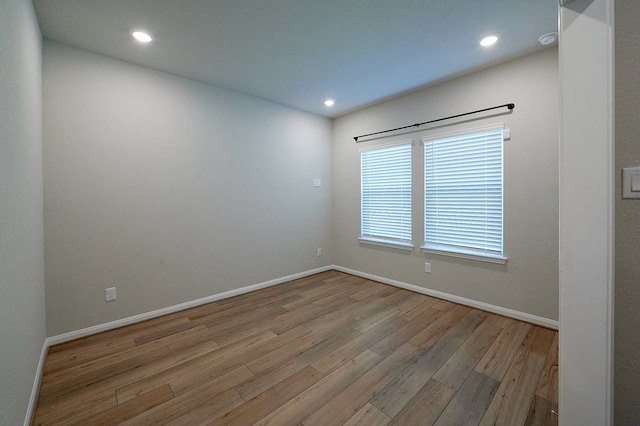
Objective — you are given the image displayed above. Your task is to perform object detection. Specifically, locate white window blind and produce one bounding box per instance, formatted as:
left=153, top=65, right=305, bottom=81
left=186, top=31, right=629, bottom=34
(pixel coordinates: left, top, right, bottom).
left=361, top=142, right=412, bottom=247
left=423, top=128, right=504, bottom=259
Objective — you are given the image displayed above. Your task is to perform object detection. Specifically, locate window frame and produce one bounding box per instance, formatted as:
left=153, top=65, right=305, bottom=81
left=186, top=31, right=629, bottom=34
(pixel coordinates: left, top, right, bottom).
left=359, top=140, right=414, bottom=251
left=421, top=125, right=507, bottom=264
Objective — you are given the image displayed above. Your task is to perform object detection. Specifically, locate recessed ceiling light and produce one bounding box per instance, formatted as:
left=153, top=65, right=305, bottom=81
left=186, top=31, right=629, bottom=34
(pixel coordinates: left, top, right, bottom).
left=480, top=35, right=498, bottom=47
left=131, top=30, right=153, bottom=43
left=324, top=99, right=335, bottom=107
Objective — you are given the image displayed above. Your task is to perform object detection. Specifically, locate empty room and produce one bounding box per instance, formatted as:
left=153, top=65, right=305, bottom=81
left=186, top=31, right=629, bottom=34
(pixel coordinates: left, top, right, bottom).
left=2, top=0, right=628, bottom=425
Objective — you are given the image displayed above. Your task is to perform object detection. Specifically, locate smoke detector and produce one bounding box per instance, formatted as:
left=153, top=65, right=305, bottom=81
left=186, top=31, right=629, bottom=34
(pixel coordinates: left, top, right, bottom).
left=538, top=32, right=558, bottom=46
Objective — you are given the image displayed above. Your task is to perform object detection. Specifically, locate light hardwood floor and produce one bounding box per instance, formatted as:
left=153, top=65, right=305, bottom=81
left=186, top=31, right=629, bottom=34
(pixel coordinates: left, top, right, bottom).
left=32, top=270, right=558, bottom=425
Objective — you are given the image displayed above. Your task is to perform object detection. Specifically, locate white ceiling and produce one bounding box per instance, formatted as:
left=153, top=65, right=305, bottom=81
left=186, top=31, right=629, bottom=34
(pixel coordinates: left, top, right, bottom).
left=33, top=0, right=558, bottom=118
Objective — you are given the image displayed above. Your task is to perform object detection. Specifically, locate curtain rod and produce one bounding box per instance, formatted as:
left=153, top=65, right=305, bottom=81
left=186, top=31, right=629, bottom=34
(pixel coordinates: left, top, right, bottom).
left=353, top=103, right=515, bottom=142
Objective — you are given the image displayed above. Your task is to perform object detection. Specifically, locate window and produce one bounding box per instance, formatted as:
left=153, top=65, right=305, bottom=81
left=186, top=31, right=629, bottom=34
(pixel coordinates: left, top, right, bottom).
left=423, top=127, right=506, bottom=263
left=360, top=142, right=413, bottom=249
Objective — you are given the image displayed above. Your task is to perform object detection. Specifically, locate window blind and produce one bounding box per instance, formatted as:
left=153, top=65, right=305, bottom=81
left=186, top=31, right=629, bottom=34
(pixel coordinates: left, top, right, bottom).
left=424, top=128, right=503, bottom=256
left=361, top=142, right=412, bottom=245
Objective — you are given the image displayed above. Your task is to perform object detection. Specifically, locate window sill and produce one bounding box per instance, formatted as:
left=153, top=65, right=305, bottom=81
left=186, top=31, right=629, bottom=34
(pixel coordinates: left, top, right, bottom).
left=359, top=237, right=414, bottom=251
left=421, top=244, right=507, bottom=264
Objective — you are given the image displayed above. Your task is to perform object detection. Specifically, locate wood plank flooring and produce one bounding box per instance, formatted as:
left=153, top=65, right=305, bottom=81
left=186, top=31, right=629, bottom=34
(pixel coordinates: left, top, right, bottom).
left=32, top=270, right=558, bottom=425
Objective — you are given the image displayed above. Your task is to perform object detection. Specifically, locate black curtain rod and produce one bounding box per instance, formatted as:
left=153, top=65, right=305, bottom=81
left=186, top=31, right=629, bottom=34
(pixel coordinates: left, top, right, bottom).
left=353, top=103, right=515, bottom=142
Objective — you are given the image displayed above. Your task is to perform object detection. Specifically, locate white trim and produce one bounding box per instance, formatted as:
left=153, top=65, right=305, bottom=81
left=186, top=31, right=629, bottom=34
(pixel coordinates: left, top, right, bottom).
left=605, top=0, right=615, bottom=418
left=558, top=0, right=614, bottom=424
left=333, top=265, right=558, bottom=330
left=421, top=245, right=507, bottom=265
left=422, top=127, right=505, bottom=261
left=45, top=265, right=332, bottom=346
left=23, top=341, right=48, bottom=426
left=358, top=237, right=414, bottom=251
left=358, top=138, right=412, bottom=152
left=420, top=122, right=505, bottom=144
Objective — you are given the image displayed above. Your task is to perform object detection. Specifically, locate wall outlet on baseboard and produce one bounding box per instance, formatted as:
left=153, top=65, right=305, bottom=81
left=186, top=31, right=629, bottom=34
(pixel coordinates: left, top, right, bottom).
left=424, top=263, right=432, bottom=274
left=105, top=287, right=117, bottom=302
left=317, top=248, right=322, bottom=257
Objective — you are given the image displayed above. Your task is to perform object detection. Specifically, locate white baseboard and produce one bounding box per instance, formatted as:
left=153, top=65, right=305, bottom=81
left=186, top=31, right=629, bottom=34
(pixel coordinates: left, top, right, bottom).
left=42, top=262, right=557, bottom=346
left=23, top=340, right=49, bottom=426
left=333, top=265, right=559, bottom=330
left=46, top=265, right=334, bottom=346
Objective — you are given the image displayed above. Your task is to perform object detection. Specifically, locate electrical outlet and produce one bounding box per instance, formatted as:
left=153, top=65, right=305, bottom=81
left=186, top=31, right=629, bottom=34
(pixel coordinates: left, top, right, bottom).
left=424, top=263, right=432, bottom=273
left=317, top=248, right=322, bottom=256
left=105, top=287, right=117, bottom=302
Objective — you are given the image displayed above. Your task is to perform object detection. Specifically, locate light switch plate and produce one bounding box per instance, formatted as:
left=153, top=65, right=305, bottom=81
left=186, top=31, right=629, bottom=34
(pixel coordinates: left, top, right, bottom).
left=105, top=287, right=117, bottom=302
left=622, top=167, right=640, bottom=199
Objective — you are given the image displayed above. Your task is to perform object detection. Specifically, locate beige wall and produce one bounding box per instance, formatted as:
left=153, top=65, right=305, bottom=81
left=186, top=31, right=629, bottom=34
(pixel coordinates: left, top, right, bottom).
left=332, top=48, right=559, bottom=321
left=0, top=0, right=46, bottom=424
left=43, top=42, right=333, bottom=335
left=615, top=0, right=640, bottom=422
